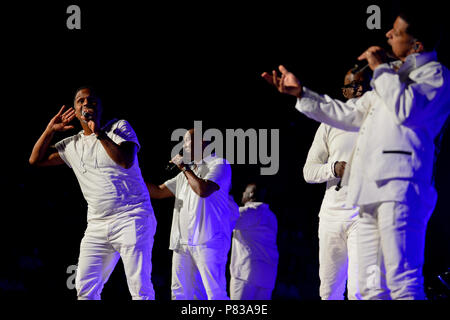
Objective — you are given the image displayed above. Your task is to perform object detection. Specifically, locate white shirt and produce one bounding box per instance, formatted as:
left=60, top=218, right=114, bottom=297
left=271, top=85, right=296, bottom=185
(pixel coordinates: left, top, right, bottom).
left=303, top=123, right=359, bottom=220
left=164, top=155, right=239, bottom=250
left=295, top=51, right=450, bottom=208
left=55, top=119, right=154, bottom=222
left=230, top=202, right=279, bottom=288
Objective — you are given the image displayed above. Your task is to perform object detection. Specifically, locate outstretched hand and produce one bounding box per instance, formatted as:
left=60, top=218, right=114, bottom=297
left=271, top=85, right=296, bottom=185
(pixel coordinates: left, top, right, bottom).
left=47, top=105, right=76, bottom=133
left=261, top=65, right=303, bottom=98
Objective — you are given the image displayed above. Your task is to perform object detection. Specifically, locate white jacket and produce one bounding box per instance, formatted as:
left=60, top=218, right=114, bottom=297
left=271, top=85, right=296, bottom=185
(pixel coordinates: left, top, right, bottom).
left=303, top=123, right=359, bottom=220
left=296, top=51, right=450, bottom=207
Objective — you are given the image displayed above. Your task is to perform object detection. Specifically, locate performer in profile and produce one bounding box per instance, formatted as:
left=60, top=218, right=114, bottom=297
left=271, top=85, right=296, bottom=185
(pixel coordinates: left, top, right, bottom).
left=29, top=86, right=157, bottom=300
left=262, top=9, right=450, bottom=299
left=146, top=128, right=239, bottom=300
left=303, top=67, right=370, bottom=300
left=229, top=182, right=279, bottom=300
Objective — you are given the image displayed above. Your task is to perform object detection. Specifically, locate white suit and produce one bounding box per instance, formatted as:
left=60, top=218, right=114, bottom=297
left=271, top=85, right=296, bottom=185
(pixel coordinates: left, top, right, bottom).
left=230, top=202, right=279, bottom=300
left=164, top=155, right=239, bottom=300
left=303, top=123, right=360, bottom=299
left=295, top=51, right=450, bottom=299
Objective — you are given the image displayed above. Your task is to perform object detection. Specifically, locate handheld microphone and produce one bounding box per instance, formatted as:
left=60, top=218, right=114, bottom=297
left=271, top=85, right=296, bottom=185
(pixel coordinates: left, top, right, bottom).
left=81, top=110, right=94, bottom=121
left=335, top=179, right=342, bottom=191
left=352, top=50, right=398, bottom=75
left=166, top=150, right=183, bottom=172
left=350, top=63, right=370, bottom=75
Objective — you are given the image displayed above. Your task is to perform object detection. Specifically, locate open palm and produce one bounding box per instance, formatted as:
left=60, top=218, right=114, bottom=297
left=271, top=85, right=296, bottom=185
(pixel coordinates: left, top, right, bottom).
left=47, top=105, right=76, bottom=132
left=261, top=65, right=302, bottom=98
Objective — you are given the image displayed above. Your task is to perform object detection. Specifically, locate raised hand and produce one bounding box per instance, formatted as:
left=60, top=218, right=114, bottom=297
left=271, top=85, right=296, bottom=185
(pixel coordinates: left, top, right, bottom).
left=46, top=105, right=76, bottom=133
left=87, top=119, right=100, bottom=135
left=261, top=65, right=303, bottom=98
left=357, top=46, right=388, bottom=71
left=170, top=154, right=185, bottom=170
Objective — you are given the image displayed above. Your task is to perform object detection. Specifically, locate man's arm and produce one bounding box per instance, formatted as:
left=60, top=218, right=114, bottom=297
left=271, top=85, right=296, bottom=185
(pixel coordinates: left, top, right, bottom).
left=371, top=59, right=449, bottom=127
left=170, top=154, right=220, bottom=198
left=262, top=65, right=368, bottom=131
left=303, top=124, right=338, bottom=184
left=96, top=133, right=137, bottom=169
left=29, top=106, right=75, bottom=167
left=182, top=168, right=220, bottom=198
left=358, top=46, right=449, bottom=128
left=295, top=89, right=368, bottom=132
left=146, top=182, right=175, bottom=199
left=89, top=119, right=137, bottom=169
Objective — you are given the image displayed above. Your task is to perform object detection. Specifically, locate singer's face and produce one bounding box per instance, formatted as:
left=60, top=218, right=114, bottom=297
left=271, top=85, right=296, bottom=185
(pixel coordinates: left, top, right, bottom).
left=74, top=88, right=102, bottom=122
left=342, top=72, right=364, bottom=100
left=242, top=184, right=256, bottom=205
left=386, top=17, right=415, bottom=61
left=183, top=130, right=194, bottom=160
left=183, top=129, right=204, bottom=161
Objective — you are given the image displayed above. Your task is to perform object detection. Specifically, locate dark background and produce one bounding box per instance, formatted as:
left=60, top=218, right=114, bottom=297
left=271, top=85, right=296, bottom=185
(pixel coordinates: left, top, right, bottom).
left=1, top=0, right=449, bottom=300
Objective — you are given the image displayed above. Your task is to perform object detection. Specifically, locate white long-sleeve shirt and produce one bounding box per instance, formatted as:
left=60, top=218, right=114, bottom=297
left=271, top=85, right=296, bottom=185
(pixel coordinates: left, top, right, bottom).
left=296, top=51, right=450, bottom=208
left=303, top=123, right=359, bottom=221
left=230, top=202, right=279, bottom=288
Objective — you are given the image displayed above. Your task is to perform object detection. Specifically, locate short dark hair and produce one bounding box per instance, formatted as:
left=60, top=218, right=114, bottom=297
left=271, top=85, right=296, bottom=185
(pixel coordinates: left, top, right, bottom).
left=398, top=7, right=442, bottom=51
left=73, top=85, right=101, bottom=102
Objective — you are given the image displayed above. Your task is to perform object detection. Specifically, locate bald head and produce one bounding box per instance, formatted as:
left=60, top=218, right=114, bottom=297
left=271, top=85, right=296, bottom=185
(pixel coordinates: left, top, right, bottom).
left=241, top=183, right=267, bottom=205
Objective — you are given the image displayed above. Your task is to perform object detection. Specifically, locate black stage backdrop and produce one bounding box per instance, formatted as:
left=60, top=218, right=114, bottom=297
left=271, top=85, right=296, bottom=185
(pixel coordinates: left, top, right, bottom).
left=1, top=0, right=449, bottom=308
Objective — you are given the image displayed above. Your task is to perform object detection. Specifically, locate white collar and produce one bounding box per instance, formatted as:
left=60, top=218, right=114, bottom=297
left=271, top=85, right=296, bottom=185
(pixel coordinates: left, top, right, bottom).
left=398, top=51, right=437, bottom=75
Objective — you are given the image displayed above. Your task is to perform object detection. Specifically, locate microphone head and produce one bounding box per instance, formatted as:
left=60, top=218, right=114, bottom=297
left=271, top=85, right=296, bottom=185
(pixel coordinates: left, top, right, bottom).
left=82, top=110, right=93, bottom=120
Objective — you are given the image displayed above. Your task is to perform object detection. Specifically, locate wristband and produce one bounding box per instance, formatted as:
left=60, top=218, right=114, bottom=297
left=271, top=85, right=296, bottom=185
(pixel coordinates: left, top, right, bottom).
left=96, top=130, right=107, bottom=140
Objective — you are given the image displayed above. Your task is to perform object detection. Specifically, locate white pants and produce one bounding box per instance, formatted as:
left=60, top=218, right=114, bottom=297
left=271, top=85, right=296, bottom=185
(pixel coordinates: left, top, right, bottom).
left=357, top=199, right=433, bottom=300
left=230, top=277, right=273, bottom=300
left=75, top=214, right=156, bottom=300
left=171, top=241, right=229, bottom=300
left=318, top=217, right=361, bottom=300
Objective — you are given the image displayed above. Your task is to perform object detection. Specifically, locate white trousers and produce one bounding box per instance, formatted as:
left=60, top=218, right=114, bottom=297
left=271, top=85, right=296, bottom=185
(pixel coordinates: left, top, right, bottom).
left=171, top=241, right=229, bottom=300
left=230, top=277, right=273, bottom=300
left=318, top=217, right=361, bottom=300
left=75, top=214, right=156, bottom=300
left=357, top=199, right=433, bottom=300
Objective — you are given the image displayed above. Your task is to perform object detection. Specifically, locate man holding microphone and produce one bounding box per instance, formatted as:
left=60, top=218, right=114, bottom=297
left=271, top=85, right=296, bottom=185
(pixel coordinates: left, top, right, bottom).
left=29, top=86, right=157, bottom=300
left=262, top=10, right=450, bottom=299
left=147, top=128, right=239, bottom=300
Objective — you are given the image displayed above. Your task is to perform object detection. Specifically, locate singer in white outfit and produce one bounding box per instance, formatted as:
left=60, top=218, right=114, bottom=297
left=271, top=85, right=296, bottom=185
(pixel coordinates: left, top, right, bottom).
left=304, top=123, right=360, bottom=299
left=29, top=87, right=157, bottom=300
left=147, top=129, right=239, bottom=300
left=229, top=183, right=279, bottom=300
left=262, top=11, right=450, bottom=299
left=303, top=69, right=370, bottom=300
